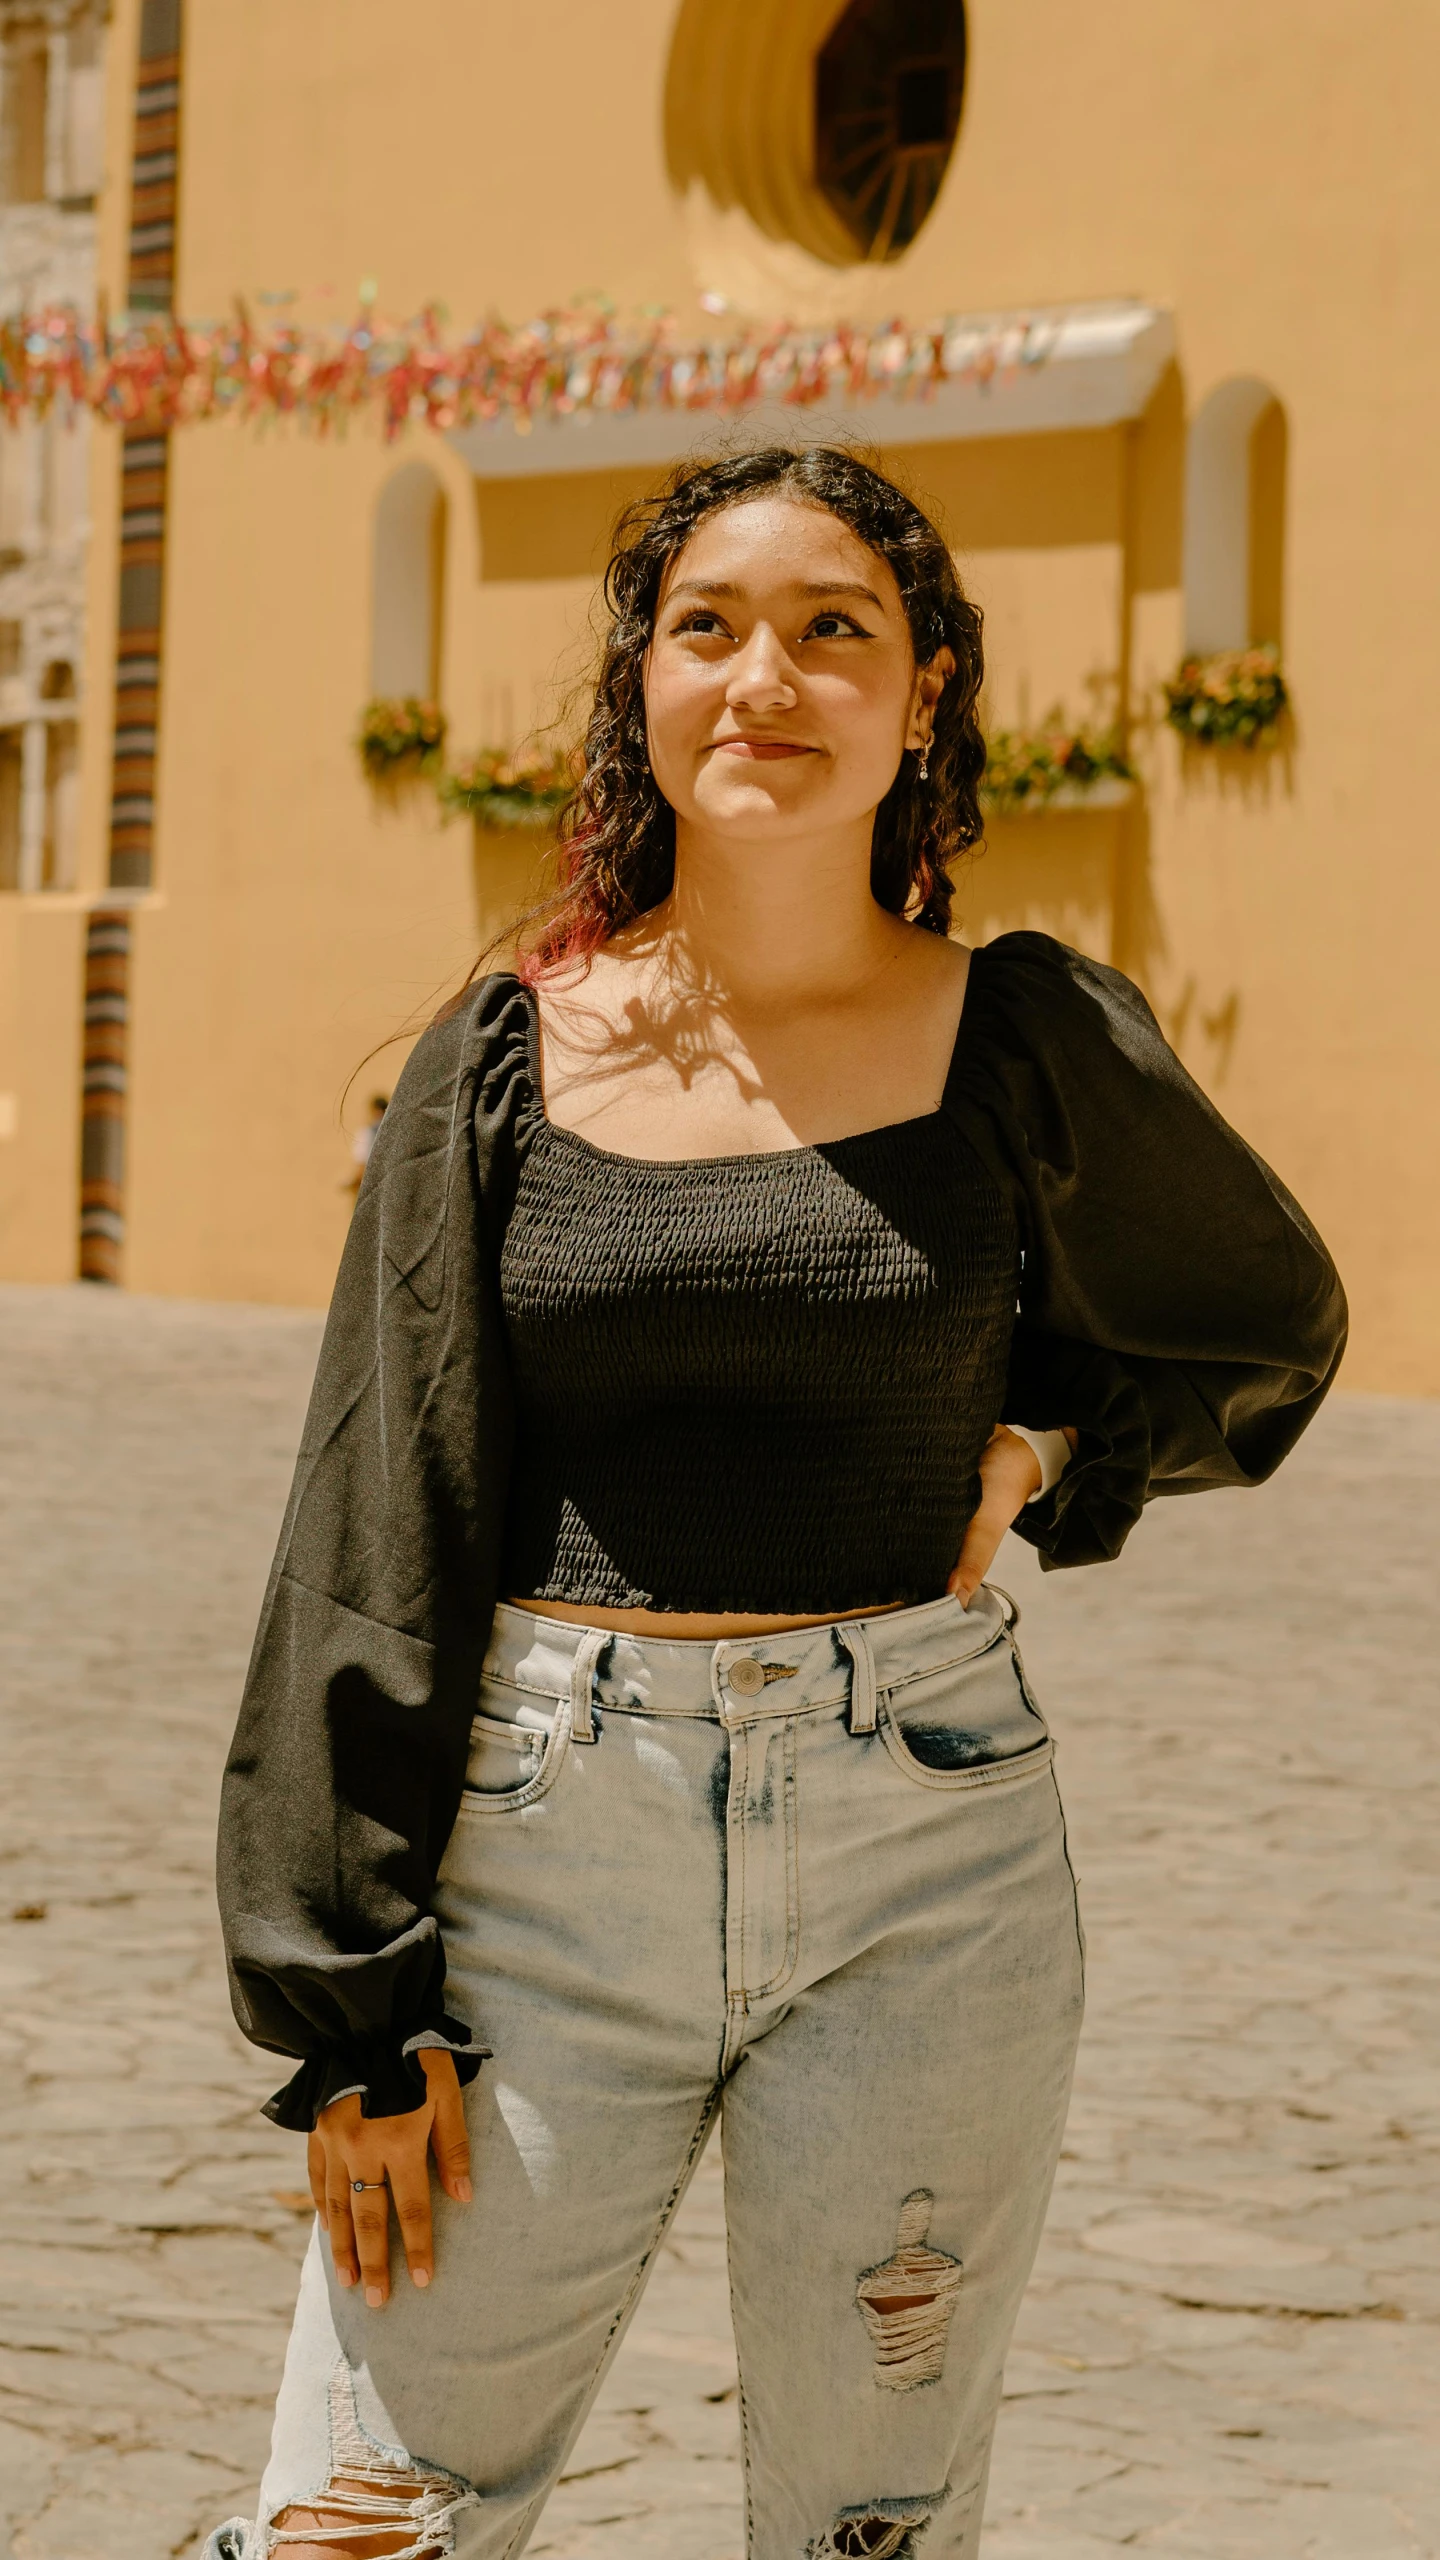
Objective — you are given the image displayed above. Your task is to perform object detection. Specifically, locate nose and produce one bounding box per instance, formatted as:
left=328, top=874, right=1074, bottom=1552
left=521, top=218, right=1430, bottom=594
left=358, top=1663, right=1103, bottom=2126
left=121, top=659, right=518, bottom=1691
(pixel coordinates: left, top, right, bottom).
left=725, top=623, right=798, bottom=716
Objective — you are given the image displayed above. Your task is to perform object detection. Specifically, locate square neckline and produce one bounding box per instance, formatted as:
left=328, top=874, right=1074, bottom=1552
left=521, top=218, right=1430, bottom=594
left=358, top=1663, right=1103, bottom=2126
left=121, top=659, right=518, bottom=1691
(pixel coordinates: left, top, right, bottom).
left=517, top=955, right=979, bottom=1173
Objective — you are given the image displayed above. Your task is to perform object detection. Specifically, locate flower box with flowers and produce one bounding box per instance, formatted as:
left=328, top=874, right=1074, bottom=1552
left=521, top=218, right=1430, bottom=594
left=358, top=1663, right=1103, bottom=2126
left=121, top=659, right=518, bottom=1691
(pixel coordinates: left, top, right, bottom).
left=980, top=724, right=1134, bottom=818
left=1163, top=645, right=1287, bottom=747
left=437, top=747, right=578, bottom=831
left=357, top=696, right=447, bottom=782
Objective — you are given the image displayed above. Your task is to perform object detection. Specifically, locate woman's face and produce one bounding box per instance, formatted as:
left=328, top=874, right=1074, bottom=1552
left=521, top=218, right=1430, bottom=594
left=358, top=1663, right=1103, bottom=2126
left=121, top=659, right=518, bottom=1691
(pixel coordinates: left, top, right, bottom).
left=644, top=495, right=949, bottom=846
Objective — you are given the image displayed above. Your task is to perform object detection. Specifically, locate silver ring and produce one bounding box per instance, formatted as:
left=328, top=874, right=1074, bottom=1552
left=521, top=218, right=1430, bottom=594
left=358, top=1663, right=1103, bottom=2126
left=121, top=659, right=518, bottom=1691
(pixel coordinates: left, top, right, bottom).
left=351, top=2179, right=387, bottom=2192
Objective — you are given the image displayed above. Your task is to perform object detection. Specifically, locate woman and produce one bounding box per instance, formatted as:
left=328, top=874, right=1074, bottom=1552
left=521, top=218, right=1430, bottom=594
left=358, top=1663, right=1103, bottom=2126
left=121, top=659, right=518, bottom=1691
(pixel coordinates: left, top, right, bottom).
left=208, top=448, right=1344, bottom=2560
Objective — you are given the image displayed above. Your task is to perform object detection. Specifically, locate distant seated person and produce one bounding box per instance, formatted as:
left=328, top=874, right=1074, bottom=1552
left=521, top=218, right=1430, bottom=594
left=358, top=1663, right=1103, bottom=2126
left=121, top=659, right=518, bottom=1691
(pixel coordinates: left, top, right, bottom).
left=344, top=1093, right=388, bottom=1196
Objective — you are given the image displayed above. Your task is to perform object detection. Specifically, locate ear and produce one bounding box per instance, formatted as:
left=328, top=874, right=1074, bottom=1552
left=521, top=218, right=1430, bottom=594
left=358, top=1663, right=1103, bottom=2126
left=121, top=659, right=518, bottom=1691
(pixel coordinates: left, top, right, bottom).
left=908, top=646, right=956, bottom=746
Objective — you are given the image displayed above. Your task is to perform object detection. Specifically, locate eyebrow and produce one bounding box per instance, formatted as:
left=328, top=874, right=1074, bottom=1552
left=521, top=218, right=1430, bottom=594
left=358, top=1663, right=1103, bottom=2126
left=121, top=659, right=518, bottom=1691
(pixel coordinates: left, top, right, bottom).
left=666, top=577, right=887, bottom=610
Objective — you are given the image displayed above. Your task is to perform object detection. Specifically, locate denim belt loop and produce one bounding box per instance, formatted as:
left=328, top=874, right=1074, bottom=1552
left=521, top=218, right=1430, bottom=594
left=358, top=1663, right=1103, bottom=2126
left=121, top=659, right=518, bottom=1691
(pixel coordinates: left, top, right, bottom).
left=838, top=1621, right=878, bottom=1735
left=569, top=1627, right=608, bottom=1743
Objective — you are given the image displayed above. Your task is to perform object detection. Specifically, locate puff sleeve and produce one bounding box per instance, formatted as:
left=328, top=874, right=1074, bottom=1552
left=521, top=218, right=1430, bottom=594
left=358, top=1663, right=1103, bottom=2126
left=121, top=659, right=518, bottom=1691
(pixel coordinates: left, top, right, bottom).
left=216, top=977, right=533, bottom=2128
left=945, top=934, right=1348, bottom=1569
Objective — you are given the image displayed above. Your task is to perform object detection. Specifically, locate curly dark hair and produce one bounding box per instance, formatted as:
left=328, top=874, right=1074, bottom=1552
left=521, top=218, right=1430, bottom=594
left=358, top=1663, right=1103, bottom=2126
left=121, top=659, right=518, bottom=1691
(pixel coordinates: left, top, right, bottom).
left=514, top=445, right=986, bottom=975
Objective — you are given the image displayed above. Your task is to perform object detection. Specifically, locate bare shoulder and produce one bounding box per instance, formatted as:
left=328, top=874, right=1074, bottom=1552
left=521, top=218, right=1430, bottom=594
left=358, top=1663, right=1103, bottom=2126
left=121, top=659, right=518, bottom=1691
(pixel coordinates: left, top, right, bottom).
left=887, top=918, right=972, bottom=1020
left=533, top=950, right=633, bottom=1049
left=943, top=933, right=974, bottom=1016
left=858, top=924, right=973, bottom=1113
left=893, top=916, right=971, bottom=971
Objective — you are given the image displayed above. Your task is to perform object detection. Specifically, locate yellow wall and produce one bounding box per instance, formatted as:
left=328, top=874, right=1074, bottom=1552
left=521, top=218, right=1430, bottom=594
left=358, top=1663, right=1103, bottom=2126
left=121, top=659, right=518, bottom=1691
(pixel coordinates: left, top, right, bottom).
left=0, top=897, right=86, bottom=1276
left=3, top=0, right=1436, bottom=1384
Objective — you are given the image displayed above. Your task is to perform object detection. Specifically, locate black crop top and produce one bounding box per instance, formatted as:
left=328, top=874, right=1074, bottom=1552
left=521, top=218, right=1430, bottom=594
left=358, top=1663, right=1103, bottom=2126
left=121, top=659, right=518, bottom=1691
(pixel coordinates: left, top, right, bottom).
left=218, top=933, right=1348, bottom=2130
left=501, top=1043, right=1020, bottom=1612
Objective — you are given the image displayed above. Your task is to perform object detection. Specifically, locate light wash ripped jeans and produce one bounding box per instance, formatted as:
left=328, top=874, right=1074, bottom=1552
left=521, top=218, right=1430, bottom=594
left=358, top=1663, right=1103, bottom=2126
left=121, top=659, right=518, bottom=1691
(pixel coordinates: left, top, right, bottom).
left=207, top=1584, right=1084, bottom=2560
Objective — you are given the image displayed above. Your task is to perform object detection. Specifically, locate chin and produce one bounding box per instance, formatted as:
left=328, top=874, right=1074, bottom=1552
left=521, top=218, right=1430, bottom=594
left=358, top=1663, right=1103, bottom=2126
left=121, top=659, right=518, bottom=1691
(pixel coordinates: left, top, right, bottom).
left=694, top=778, right=833, bottom=829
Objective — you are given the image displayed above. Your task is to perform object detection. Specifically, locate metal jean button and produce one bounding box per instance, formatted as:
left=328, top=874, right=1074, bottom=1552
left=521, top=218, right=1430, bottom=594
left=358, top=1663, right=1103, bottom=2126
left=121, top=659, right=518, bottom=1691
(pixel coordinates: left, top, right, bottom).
left=728, top=1657, right=767, bottom=1698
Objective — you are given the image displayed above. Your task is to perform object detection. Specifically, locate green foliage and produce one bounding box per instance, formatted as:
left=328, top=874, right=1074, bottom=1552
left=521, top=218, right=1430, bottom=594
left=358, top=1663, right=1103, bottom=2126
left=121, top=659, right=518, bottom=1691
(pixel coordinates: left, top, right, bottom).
left=1163, top=645, right=1288, bottom=747
left=980, top=721, right=1133, bottom=817
left=357, top=696, right=447, bottom=782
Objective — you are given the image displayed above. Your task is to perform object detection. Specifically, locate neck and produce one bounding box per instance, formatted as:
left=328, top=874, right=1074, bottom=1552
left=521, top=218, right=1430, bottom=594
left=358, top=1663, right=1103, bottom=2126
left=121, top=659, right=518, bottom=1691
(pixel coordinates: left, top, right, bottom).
left=641, top=814, right=901, bottom=1013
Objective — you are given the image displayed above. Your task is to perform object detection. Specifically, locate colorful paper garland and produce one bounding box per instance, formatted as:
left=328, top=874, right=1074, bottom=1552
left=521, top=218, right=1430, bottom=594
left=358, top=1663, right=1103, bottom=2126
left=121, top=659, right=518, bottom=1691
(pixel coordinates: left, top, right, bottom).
left=0, top=299, right=1060, bottom=437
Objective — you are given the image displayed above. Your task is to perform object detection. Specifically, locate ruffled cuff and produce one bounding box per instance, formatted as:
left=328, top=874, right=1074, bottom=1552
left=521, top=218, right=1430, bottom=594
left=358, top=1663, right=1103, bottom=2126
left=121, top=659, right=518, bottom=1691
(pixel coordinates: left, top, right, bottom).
left=1002, top=1333, right=1152, bottom=1569
left=263, top=2013, right=491, bottom=2132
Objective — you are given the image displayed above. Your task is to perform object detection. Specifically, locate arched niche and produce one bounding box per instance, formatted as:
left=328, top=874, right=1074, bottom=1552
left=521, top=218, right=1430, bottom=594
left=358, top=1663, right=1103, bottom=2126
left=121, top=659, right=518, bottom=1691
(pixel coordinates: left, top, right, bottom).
left=370, top=462, right=447, bottom=700
left=665, top=0, right=966, bottom=271
left=1183, top=378, right=1288, bottom=654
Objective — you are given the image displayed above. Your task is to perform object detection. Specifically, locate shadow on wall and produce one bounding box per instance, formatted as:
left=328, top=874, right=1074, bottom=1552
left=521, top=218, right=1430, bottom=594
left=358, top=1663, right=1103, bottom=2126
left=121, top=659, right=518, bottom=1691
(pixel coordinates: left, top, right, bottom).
left=372, top=461, right=447, bottom=694
left=959, top=808, right=1115, bottom=957
left=474, top=468, right=667, bottom=583
left=962, top=797, right=1243, bottom=1088
left=470, top=829, right=551, bottom=963
left=1128, top=359, right=1186, bottom=598
left=1175, top=726, right=1295, bottom=810
left=904, top=426, right=1125, bottom=556
left=910, top=425, right=1137, bottom=976
left=961, top=796, right=1162, bottom=1006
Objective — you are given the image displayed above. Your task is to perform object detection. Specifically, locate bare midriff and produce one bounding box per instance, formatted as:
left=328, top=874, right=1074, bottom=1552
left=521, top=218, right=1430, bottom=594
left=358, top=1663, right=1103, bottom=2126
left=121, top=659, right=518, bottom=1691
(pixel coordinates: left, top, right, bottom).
left=505, top=1596, right=911, bottom=1640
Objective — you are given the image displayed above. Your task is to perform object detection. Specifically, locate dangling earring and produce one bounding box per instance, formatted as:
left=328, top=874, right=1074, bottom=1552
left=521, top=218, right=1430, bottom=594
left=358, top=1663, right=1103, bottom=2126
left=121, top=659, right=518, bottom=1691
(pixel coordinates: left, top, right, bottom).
left=917, top=737, right=931, bottom=782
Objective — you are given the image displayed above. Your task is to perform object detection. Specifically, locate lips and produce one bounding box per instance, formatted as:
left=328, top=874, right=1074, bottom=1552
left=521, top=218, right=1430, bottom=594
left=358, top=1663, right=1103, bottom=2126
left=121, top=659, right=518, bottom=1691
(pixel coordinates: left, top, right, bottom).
left=712, top=738, right=814, bottom=760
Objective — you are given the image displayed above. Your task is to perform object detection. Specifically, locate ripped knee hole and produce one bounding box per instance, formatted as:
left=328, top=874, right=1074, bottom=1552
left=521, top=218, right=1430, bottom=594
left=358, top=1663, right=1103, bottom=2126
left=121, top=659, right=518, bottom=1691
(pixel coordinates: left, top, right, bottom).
left=855, top=2191, right=963, bottom=2390
left=808, top=2489, right=948, bottom=2559
left=270, top=2471, right=449, bottom=2560
left=266, top=2359, right=477, bottom=2558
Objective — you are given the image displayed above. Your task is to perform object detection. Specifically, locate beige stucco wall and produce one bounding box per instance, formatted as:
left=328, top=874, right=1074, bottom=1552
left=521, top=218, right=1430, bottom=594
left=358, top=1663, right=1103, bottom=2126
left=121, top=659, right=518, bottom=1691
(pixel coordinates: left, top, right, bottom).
left=2, top=0, right=1436, bottom=1385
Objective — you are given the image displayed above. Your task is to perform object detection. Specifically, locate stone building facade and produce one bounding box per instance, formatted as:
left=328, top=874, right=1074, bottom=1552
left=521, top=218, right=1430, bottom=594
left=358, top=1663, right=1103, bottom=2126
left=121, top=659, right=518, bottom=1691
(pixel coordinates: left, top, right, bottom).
left=0, top=1, right=103, bottom=895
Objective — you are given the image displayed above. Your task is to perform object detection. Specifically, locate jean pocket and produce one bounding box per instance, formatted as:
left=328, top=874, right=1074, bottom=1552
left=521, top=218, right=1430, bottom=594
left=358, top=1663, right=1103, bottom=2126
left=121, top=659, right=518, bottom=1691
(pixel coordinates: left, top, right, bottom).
left=879, top=1633, right=1052, bottom=1792
left=457, top=1680, right=570, bottom=1813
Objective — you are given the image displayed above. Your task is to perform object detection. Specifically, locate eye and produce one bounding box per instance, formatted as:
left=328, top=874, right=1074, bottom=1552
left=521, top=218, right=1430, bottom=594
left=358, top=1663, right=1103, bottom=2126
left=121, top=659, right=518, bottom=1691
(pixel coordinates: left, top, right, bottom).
left=670, top=608, right=734, bottom=640
left=803, top=611, right=870, bottom=641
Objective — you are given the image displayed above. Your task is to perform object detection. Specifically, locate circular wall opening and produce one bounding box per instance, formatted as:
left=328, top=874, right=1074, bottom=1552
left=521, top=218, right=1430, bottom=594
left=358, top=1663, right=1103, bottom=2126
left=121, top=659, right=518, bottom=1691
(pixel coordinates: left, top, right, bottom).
left=816, top=0, right=967, bottom=261
left=665, top=0, right=967, bottom=273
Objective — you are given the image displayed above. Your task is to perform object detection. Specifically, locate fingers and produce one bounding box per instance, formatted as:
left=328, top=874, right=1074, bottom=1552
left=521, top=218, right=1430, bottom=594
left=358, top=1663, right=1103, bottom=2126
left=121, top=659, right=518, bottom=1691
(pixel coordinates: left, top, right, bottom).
left=425, top=2055, right=473, bottom=2206
left=324, top=2159, right=359, bottom=2290
left=388, top=2151, right=435, bottom=2290
left=949, top=1426, right=1045, bottom=1606
left=307, top=2128, right=327, bottom=2227
left=311, top=2065, right=471, bottom=2308
left=350, top=2177, right=394, bottom=2308
left=985, top=1424, right=1044, bottom=1505
left=314, top=2094, right=361, bottom=2287
left=947, top=1511, right=1001, bottom=1607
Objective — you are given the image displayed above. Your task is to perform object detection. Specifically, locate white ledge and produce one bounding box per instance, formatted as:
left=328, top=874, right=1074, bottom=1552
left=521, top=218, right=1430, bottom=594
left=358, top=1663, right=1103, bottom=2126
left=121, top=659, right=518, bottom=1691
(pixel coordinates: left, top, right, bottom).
left=448, top=301, right=1174, bottom=481
left=983, top=776, right=1137, bottom=817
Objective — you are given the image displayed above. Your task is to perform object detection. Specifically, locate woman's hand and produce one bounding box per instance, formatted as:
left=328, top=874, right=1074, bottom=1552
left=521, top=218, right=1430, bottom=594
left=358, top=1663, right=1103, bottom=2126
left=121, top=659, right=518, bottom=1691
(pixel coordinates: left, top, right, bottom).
left=307, top=2048, right=472, bottom=2308
left=947, top=1425, right=1076, bottom=1607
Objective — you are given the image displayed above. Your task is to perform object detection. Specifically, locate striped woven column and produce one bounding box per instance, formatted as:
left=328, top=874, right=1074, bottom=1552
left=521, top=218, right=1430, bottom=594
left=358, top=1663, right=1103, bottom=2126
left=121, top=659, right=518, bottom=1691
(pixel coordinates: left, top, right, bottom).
left=78, top=912, right=131, bottom=1282
left=108, top=427, right=167, bottom=889
left=81, top=0, right=183, bottom=1278
left=109, top=0, right=181, bottom=891
left=126, top=0, right=182, bottom=318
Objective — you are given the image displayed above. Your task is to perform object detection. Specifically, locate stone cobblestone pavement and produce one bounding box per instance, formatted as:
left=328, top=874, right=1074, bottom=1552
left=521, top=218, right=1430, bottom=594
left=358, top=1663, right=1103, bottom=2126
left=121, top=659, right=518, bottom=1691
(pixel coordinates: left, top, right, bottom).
left=1, top=1281, right=1437, bottom=2559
